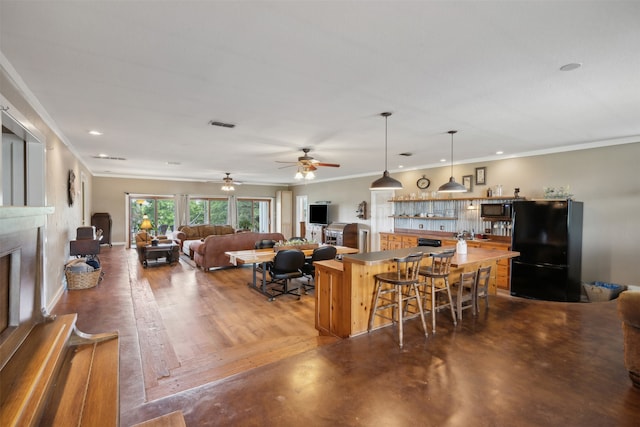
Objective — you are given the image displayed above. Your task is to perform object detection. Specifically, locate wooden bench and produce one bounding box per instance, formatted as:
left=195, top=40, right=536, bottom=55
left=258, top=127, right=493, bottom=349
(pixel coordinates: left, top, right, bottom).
left=0, top=313, right=119, bottom=426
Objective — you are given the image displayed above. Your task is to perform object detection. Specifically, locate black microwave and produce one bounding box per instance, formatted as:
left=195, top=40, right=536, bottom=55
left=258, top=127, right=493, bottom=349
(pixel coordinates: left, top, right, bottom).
left=481, top=203, right=512, bottom=218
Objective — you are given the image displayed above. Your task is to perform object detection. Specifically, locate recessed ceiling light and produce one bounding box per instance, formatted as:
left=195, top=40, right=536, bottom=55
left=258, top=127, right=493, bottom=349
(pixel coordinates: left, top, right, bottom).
left=167, top=161, right=181, bottom=165
left=560, top=63, right=582, bottom=71
left=440, top=158, right=447, bottom=162
left=398, top=165, right=404, bottom=169
left=97, top=153, right=108, bottom=158
left=88, top=130, right=103, bottom=136
left=496, top=151, right=504, bottom=155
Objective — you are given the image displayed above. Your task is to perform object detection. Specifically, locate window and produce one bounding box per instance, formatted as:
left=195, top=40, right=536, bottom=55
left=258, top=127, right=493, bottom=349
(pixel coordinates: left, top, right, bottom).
left=189, top=198, right=229, bottom=225
left=129, top=196, right=175, bottom=247
left=237, top=198, right=270, bottom=232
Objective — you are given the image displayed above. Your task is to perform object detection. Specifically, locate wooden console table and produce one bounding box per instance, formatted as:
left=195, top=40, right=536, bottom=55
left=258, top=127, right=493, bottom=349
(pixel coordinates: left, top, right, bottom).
left=141, top=243, right=180, bottom=267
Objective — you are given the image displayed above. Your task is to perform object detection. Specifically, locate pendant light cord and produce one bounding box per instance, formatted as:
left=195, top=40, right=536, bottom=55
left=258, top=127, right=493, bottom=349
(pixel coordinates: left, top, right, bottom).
left=448, top=130, right=457, bottom=177
left=385, top=115, right=388, bottom=171
left=450, top=132, right=454, bottom=176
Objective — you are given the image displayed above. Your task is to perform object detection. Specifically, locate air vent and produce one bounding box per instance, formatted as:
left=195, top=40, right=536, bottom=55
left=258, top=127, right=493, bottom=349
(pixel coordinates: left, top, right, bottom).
left=209, top=120, right=236, bottom=128
left=92, top=155, right=127, bottom=161
left=399, top=152, right=413, bottom=157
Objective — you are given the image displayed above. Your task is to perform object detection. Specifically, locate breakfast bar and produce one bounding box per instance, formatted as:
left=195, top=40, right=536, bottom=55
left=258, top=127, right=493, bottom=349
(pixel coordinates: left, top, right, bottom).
left=314, top=246, right=519, bottom=338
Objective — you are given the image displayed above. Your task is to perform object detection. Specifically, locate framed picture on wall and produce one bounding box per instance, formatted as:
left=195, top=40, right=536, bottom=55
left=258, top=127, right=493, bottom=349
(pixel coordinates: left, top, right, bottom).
left=462, top=175, right=473, bottom=192
left=475, top=167, right=486, bottom=185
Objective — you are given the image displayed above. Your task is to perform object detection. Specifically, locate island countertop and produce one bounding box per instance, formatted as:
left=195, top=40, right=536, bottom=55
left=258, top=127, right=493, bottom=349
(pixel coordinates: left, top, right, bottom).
left=342, top=246, right=519, bottom=266
left=315, top=246, right=520, bottom=338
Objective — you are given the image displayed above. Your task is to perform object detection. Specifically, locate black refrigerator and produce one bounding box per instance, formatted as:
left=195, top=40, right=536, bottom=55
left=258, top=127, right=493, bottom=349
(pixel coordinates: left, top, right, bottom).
left=510, top=200, right=583, bottom=302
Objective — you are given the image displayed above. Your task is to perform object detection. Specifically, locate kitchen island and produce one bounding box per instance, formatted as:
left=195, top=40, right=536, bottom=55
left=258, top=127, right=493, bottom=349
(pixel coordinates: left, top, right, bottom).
left=314, top=246, right=519, bottom=338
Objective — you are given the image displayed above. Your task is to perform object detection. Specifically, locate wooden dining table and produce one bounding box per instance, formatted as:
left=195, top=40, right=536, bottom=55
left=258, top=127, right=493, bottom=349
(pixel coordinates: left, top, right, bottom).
left=225, top=245, right=359, bottom=300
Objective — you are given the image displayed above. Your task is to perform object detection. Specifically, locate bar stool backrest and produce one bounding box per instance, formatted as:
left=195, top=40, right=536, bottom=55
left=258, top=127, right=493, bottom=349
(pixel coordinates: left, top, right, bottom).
left=392, top=252, right=424, bottom=281
left=429, top=250, right=455, bottom=276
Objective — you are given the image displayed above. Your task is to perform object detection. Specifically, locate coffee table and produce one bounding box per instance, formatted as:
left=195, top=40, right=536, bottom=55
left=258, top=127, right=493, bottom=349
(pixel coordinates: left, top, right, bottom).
left=141, top=243, right=180, bottom=268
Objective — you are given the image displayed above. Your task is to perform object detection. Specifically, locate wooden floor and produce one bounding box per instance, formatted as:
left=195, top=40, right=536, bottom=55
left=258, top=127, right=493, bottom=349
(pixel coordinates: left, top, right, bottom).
left=53, top=246, right=640, bottom=426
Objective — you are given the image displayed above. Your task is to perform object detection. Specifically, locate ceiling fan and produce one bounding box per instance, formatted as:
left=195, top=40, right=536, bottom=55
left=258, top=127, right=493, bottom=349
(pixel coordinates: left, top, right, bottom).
left=276, top=148, right=340, bottom=171
left=220, top=172, right=241, bottom=191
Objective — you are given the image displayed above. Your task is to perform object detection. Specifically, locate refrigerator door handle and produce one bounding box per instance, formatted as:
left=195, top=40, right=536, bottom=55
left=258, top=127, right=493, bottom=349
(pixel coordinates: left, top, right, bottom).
left=513, top=260, right=568, bottom=270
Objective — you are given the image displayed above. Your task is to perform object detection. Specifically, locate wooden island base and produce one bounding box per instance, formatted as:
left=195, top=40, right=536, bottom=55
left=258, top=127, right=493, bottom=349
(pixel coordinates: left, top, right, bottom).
left=314, top=246, right=519, bottom=338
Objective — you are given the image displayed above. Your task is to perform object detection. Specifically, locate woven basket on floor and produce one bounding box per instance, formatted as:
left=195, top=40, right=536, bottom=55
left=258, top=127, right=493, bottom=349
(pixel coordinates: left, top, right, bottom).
left=65, top=259, right=102, bottom=290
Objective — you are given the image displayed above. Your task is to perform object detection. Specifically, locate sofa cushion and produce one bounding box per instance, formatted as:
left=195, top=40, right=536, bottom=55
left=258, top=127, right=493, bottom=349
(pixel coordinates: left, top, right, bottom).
left=179, top=225, right=198, bottom=239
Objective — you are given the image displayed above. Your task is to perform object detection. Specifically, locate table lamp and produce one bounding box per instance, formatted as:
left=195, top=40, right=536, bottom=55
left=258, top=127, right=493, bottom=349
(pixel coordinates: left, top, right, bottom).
left=140, top=215, right=153, bottom=242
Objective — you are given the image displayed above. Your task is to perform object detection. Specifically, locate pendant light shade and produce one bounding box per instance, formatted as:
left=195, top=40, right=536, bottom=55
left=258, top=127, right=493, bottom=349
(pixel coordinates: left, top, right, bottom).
left=370, top=112, right=403, bottom=190
left=438, top=130, right=467, bottom=193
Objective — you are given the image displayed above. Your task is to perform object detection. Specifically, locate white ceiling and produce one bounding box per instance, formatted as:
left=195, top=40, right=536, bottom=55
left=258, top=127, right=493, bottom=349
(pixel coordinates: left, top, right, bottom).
left=1, top=1, right=639, bottom=186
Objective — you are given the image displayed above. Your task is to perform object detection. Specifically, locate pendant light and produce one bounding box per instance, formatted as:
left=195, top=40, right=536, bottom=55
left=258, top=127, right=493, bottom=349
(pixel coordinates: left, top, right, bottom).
left=370, top=112, right=403, bottom=190
left=438, top=130, right=467, bottom=193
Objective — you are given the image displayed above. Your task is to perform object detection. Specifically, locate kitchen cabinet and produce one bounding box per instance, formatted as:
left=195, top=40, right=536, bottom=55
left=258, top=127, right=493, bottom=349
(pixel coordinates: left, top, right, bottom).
left=314, top=260, right=350, bottom=338
left=379, top=232, right=417, bottom=250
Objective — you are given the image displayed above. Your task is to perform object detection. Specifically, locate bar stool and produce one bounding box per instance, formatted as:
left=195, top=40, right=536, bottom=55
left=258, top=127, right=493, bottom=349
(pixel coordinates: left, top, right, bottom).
left=475, top=265, right=492, bottom=313
left=368, top=253, right=428, bottom=348
left=451, top=270, right=478, bottom=320
left=419, top=250, right=457, bottom=333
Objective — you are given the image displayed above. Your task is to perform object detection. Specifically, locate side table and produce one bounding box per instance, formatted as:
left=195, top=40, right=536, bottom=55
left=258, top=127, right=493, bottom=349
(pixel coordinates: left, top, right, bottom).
left=141, top=243, right=180, bottom=268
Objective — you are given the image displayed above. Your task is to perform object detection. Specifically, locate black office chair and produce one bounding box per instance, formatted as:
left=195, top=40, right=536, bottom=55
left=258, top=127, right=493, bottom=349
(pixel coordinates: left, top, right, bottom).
left=255, top=239, right=277, bottom=249
left=254, top=239, right=278, bottom=274
left=266, top=249, right=306, bottom=300
left=301, top=245, right=337, bottom=294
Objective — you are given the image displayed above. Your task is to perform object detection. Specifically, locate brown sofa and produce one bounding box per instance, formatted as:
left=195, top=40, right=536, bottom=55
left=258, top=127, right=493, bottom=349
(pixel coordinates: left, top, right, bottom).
left=171, top=224, right=235, bottom=256
left=192, top=232, right=284, bottom=271
left=619, top=290, right=640, bottom=388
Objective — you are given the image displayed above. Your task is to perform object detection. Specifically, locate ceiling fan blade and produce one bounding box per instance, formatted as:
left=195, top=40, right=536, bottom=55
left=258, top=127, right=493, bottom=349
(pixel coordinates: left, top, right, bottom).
left=275, top=160, right=297, bottom=164
left=316, top=162, right=340, bottom=168
left=278, top=164, right=297, bottom=169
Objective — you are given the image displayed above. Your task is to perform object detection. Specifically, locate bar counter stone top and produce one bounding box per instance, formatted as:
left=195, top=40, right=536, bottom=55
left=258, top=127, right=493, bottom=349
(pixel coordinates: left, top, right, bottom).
left=342, top=246, right=519, bottom=266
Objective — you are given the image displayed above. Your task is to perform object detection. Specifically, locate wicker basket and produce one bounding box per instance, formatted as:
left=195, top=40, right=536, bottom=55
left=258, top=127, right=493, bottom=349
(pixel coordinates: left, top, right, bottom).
left=65, top=259, right=102, bottom=290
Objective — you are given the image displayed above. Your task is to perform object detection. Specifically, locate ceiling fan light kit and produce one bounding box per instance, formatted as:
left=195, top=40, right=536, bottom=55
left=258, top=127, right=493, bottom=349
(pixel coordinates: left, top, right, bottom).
left=370, top=112, right=403, bottom=191
left=221, top=173, right=236, bottom=191
left=438, top=130, right=467, bottom=193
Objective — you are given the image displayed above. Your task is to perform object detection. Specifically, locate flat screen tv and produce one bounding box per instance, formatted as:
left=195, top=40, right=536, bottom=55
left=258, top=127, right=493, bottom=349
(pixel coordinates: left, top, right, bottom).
left=309, top=204, right=329, bottom=225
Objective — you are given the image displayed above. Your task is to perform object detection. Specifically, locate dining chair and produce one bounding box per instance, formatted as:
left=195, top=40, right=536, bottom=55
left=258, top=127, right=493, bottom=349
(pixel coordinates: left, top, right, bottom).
left=475, top=265, right=492, bottom=313
left=254, top=239, right=278, bottom=275
left=368, top=252, right=428, bottom=348
left=418, top=249, right=457, bottom=333
left=451, top=270, right=477, bottom=320
left=300, top=245, right=337, bottom=294
left=266, top=249, right=306, bottom=300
